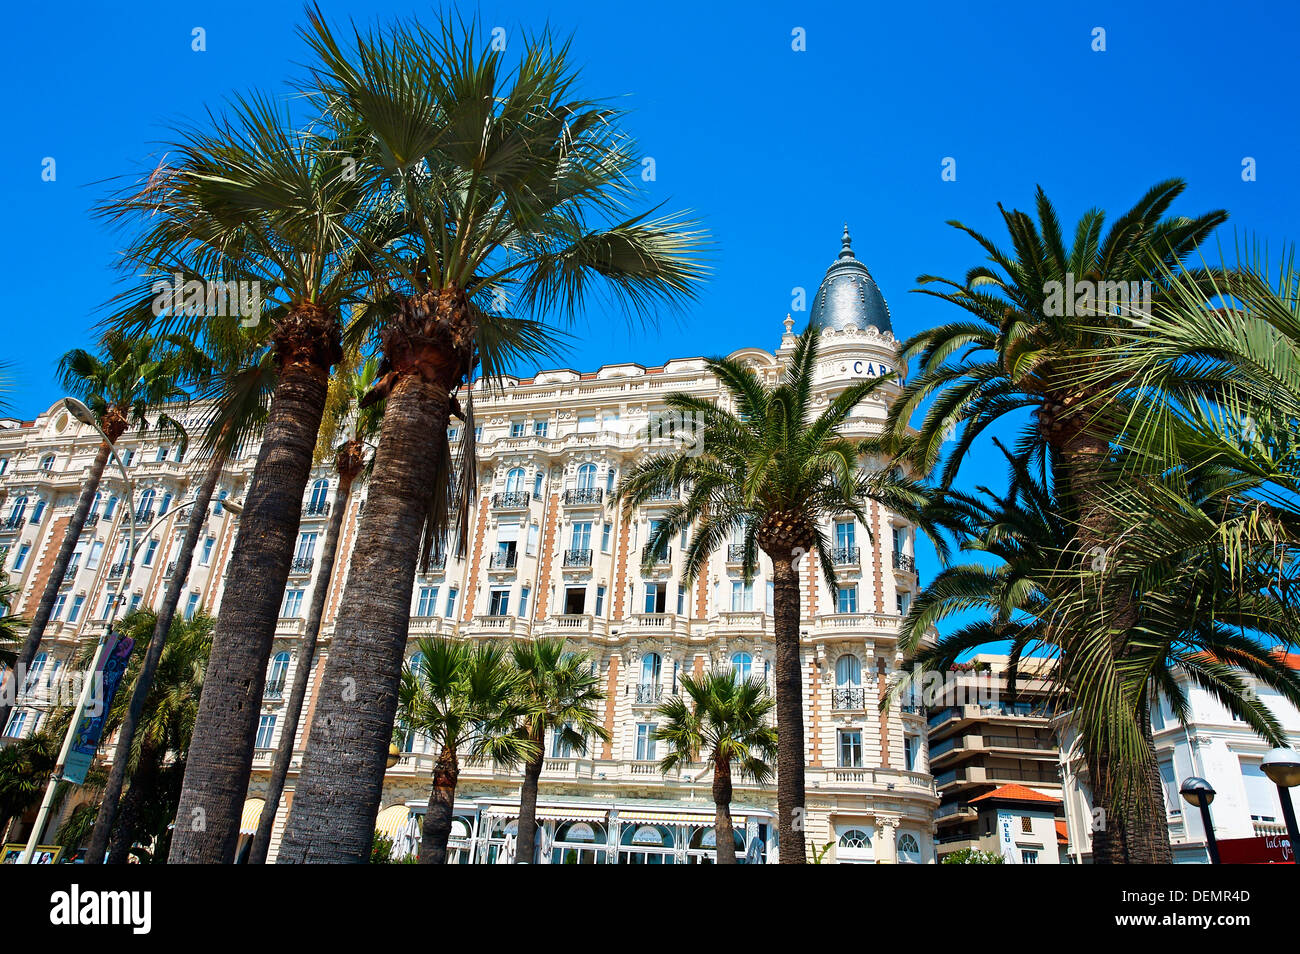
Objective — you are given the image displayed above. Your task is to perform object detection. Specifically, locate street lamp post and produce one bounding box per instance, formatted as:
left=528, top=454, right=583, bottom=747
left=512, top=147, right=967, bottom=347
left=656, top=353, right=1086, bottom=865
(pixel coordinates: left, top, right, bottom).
left=1180, top=776, right=1220, bottom=865
left=1261, top=747, right=1300, bottom=858
left=20, top=398, right=135, bottom=863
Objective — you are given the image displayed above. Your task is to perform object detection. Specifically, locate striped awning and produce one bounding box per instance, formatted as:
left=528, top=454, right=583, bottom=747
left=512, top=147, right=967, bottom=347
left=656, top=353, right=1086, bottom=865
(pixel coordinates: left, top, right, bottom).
left=374, top=805, right=410, bottom=840
left=239, top=798, right=265, bottom=835
left=482, top=806, right=609, bottom=823
left=616, top=809, right=717, bottom=826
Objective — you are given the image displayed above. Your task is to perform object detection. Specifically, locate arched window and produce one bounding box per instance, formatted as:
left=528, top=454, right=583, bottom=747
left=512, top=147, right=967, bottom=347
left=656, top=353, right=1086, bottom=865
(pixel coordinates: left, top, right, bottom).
left=137, top=488, right=155, bottom=516
left=91, top=492, right=102, bottom=515
left=836, top=654, right=861, bottom=688
left=8, top=496, right=28, bottom=524
left=308, top=479, right=329, bottom=511
left=158, top=492, right=172, bottom=516
left=576, top=463, right=597, bottom=491
left=731, top=652, right=753, bottom=682
left=897, top=832, right=921, bottom=863
left=39, top=454, right=55, bottom=472
left=838, top=828, right=872, bottom=849
left=267, top=651, right=290, bottom=691
left=532, top=471, right=544, bottom=498
left=505, top=468, right=526, bottom=493
left=29, top=498, right=46, bottom=523
left=104, top=495, right=118, bottom=519
left=214, top=489, right=228, bottom=515
left=640, top=652, right=661, bottom=686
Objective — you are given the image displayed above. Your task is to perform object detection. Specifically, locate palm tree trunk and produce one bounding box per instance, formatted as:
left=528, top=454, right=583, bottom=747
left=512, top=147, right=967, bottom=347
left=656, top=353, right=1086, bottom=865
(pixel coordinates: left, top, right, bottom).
left=87, top=452, right=224, bottom=863
left=170, top=315, right=337, bottom=864
left=712, top=754, right=737, bottom=864
left=515, top=748, right=544, bottom=864
left=419, top=744, right=459, bottom=864
left=277, top=374, right=454, bottom=863
left=248, top=453, right=359, bottom=864
left=277, top=290, right=470, bottom=864
left=105, top=742, right=163, bottom=864
left=770, top=554, right=806, bottom=863
left=0, top=439, right=113, bottom=734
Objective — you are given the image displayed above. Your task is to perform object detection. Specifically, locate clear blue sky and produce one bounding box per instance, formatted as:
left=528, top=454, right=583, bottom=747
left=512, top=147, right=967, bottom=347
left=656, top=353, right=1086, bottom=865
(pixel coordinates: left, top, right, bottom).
left=4, top=0, right=1298, bottom=586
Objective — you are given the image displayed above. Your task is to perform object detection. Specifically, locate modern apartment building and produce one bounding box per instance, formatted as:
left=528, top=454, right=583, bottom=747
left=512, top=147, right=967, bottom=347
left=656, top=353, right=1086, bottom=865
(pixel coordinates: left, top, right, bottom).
left=1, top=229, right=941, bottom=863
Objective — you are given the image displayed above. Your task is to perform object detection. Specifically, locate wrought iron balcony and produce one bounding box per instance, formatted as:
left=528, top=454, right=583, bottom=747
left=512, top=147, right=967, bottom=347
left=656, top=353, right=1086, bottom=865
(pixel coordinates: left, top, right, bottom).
left=264, top=680, right=286, bottom=701
left=425, top=553, right=447, bottom=570
left=634, top=684, right=664, bottom=705
left=134, top=508, right=154, bottom=524
left=82, top=513, right=99, bottom=530
left=164, top=561, right=176, bottom=579
left=832, top=687, right=867, bottom=710
left=61, top=564, right=79, bottom=584
left=489, top=550, right=518, bottom=569
left=303, top=501, right=331, bottom=517
left=832, top=546, right=860, bottom=566
left=646, top=486, right=679, bottom=502
left=641, top=545, right=672, bottom=565
left=563, top=548, right=593, bottom=567
left=892, top=551, right=916, bottom=573
left=492, top=491, right=533, bottom=509
left=107, top=562, right=130, bottom=579
left=562, top=487, right=603, bottom=506
left=2, top=516, right=23, bottom=530
left=726, top=544, right=747, bottom=563
left=290, top=556, right=315, bottom=574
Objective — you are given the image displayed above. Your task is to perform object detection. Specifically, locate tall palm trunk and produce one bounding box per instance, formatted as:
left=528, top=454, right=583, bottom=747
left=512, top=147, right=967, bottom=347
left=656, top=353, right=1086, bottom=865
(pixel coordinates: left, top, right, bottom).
left=248, top=445, right=362, bottom=864
left=420, top=744, right=460, bottom=864
left=277, top=289, right=470, bottom=864
left=712, top=754, right=737, bottom=864
left=515, top=743, right=544, bottom=864
left=170, top=310, right=338, bottom=864
left=105, top=739, right=163, bottom=864
left=768, top=553, right=806, bottom=864
left=88, top=452, right=224, bottom=863
left=0, top=424, right=122, bottom=733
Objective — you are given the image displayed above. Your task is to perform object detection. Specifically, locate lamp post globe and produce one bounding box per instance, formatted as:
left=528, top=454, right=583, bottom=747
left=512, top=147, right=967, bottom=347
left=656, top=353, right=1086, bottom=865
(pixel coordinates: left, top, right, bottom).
left=60, top=396, right=97, bottom=426
left=1180, top=777, right=1220, bottom=864
left=1261, top=748, right=1300, bottom=853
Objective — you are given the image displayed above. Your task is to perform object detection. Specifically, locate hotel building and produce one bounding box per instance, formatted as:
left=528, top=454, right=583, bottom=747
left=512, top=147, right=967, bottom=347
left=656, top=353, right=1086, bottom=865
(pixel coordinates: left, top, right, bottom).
left=0, top=230, right=940, bottom=863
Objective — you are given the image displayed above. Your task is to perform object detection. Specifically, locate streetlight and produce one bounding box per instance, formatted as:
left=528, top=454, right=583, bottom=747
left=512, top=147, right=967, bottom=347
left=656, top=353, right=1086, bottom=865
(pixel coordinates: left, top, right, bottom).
left=1261, top=747, right=1300, bottom=856
left=1180, top=776, right=1220, bottom=865
left=19, top=400, right=136, bottom=863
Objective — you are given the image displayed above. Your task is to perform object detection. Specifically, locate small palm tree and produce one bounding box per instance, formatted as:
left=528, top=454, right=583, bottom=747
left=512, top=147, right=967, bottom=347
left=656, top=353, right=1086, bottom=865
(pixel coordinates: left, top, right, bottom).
left=0, top=333, right=187, bottom=735
left=653, top=671, right=776, bottom=864
left=395, top=638, right=536, bottom=864
left=618, top=325, right=939, bottom=863
left=248, top=352, right=386, bottom=864
left=509, top=638, right=610, bottom=864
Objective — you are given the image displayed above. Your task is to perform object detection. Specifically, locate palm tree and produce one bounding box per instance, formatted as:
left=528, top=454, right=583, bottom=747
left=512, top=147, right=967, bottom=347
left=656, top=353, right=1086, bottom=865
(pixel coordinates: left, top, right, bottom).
left=653, top=671, right=777, bottom=864
left=278, top=13, right=706, bottom=863
left=618, top=325, right=939, bottom=863
left=509, top=638, right=609, bottom=864
left=394, top=638, right=536, bottom=864
left=0, top=333, right=188, bottom=736
left=0, top=730, right=58, bottom=841
left=898, top=444, right=1300, bottom=862
left=100, top=92, right=382, bottom=863
left=87, top=329, right=270, bottom=863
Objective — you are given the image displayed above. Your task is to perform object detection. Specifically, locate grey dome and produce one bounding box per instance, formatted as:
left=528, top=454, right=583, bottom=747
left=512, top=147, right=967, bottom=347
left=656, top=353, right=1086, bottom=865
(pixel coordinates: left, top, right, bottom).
left=808, top=225, right=892, bottom=334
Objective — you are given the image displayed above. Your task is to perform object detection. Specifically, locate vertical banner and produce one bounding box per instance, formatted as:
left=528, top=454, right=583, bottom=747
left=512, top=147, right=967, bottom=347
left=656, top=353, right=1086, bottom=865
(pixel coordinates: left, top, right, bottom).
left=63, top=632, right=134, bottom=785
left=998, top=811, right=1018, bottom=863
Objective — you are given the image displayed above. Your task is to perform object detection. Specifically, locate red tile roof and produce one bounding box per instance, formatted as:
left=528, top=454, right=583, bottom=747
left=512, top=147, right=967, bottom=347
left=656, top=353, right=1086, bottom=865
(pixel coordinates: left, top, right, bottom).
left=969, top=784, right=1062, bottom=805
left=1055, top=820, right=1069, bottom=845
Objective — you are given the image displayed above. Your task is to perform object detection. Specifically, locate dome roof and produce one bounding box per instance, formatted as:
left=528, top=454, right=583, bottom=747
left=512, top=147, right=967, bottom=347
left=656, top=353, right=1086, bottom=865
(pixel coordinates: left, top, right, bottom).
left=808, top=225, right=892, bottom=334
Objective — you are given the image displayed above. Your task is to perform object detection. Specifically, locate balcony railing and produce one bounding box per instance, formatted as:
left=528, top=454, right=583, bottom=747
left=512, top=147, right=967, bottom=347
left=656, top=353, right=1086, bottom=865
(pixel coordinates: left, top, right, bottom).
left=164, top=561, right=176, bottom=579
left=107, top=562, right=130, bottom=579
left=82, top=513, right=99, bottom=530
left=492, top=491, right=533, bottom=509
left=303, top=501, right=331, bottom=517
left=641, top=545, right=672, bottom=566
left=726, top=543, right=746, bottom=563
left=646, top=487, right=679, bottom=502
left=62, top=564, right=79, bottom=583
left=563, top=548, right=593, bottom=567
left=290, top=556, right=315, bottom=575
left=488, top=550, right=518, bottom=569
left=832, top=546, right=860, bottom=566
left=2, top=516, right=23, bottom=530
left=424, top=554, right=447, bottom=570
left=892, top=551, right=916, bottom=573
left=634, top=684, right=664, bottom=705
left=831, top=687, right=867, bottom=710
left=562, top=488, right=603, bottom=506
left=135, top=508, right=154, bottom=524
left=264, top=680, right=286, bottom=701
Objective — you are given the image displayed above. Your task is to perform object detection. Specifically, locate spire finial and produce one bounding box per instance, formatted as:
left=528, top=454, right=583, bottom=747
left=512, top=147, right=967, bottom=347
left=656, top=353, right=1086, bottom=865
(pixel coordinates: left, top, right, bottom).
left=839, top=223, right=854, bottom=259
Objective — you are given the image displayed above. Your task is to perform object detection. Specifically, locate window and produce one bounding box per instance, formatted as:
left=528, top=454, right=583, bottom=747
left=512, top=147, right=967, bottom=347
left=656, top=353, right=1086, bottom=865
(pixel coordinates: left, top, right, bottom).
left=836, top=654, right=861, bottom=687
left=730, top=580, right=754, bottom=611
left=641, top=652, right=662, bottom=686
left=526, top=523, right=540, bottom=557
left=677, top=588, right=686, bottom=616
left=296, top=532, right=318, bottom=560
left=837, top=585, right=858, bottom=614
left=488, top=589, right=511, bottom=617
left=576, top=416, right=597, bottom=434
left=838, top=828, right=873, bottom=850
left=184, top=593, right=200, bottom=621
left=86, top=541, right=104, bottom=571
left=643, top=582, right=666, bottom=614
left=142, top=539, right=158, bottom=566
left=446, top=587, right=459, bottom=618
left=897, top=832, right=921, bottom=862
left=505, top=467, right=526, bottom=493
left=137, top=488, right=155, bottom=517
left=519, top=586, right=531, bottom=617
left=533, top=420, right=548, bottom=437
left=576, top=463, right=597, bottom=490
left=155, top=447, right=169, bottom=463
left=570, top=521, right=593, bottom=551
left=52, top=594, right=67, bottom=620
left=601, top=524, right=612, bottom=553
left=104, top=495, right=118, bottom=519
left=447, top=427, right=459, bottom=441
left=267, top=652, right=290, bottom=692
left=121, top=449, right=134, bottom=467
left=13, top=544, right=31, bottom=572
left=635, top=723, right=657, bottom=761
left=99, top=587, right=117, bottom=620
left=893, top=526, right=906, bottom=558
left=605, top=468, right=616, bottom=493
left=835, top=519, right=855, bottom=549
left=1020, top=815, right=1034, bottom=834
left=7, top=496, right=27, bottom=525
left=39, top=454, right=55, bottom=471
left=25, top=653, right=47, bottom=690
left=5, top=709, right=28, bottom=738
left=896, top=592, right=911, bottom=616
left=838, top=729, right=863, bottom=767
left=281, top=589, right=305, bottom=618
left=0, top=458, right=7, bottom=475
left=255, top=715, right=278, bottom=749
left=473, top=426, right=483, bottom=442
left=510, top=422, right=526, bottom=438
left=158, top=492, right=172, bottom=515
left=1021, top=850, right=1039, bottom=864
left=68, top=595, right=85, bottom=623
left=200, top=536, right=215, bottom=566
left=563, top=587, right=587, bottom=615
left=904, top=735, right=919, bottom=772
left=128, top=594, right=142, bottom=613
left=533, top=472, right=544, bottom=498
left=309, top=478, right=330, bottom=510
left=731, top=652, right=753, bottom=682
left=417, top=586, right=439, bottom=617
left=550, top=724, right=575, bottom=758
left=213, top=490, right=227, bottom=515
left=29, top=498, right=46, bottom=523
left=594, top=585, right=606, bottom=617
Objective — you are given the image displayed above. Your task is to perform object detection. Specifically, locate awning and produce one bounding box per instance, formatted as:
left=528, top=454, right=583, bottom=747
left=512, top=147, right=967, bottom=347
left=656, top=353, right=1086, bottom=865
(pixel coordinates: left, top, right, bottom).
left=616, top=810, right=718, bottom=826
left=374, top=804, right=410, bottom=840
left=482, top=806, right=608, bottom=822
left=239, top=798, right=265, bottom=835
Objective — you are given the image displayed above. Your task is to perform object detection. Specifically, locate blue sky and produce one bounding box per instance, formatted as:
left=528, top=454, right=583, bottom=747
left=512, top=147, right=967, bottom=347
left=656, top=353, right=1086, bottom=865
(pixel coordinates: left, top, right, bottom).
left=4, top=0, right=1298, bottom=587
